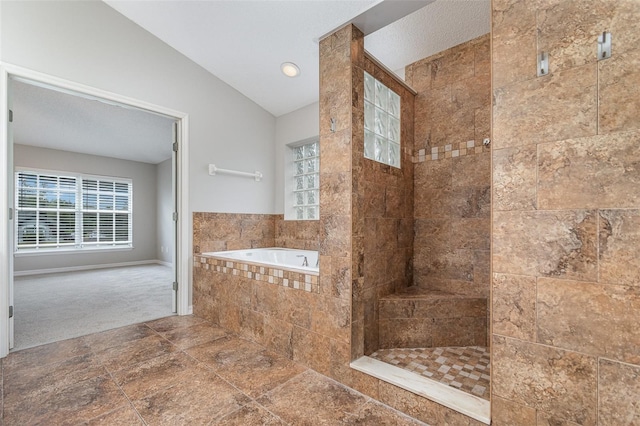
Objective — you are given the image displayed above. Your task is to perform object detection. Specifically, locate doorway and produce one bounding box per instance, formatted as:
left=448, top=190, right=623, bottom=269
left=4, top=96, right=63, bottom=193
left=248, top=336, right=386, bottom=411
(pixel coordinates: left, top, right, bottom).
left=0, top=64, right=190, bottom=356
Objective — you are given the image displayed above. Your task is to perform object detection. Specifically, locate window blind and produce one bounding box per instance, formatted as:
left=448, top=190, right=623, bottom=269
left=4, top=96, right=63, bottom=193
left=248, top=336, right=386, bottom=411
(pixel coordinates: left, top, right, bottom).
left=15, top=170, right=133, bottom=252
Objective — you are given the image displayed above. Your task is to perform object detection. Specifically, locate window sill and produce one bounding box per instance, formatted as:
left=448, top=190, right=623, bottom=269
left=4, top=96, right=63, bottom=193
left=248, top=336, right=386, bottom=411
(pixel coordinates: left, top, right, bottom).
left=14, top=246, right=134, bottom=257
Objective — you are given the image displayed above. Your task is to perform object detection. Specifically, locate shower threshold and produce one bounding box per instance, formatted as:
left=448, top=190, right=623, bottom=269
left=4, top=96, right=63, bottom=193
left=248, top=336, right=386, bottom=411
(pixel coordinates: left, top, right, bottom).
left=351, top=356, right=490, bottom=424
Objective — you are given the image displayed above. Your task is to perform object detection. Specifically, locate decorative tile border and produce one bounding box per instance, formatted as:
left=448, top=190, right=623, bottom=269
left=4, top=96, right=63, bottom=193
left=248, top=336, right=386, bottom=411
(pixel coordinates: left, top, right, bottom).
left=412, top=140, right=490, bottom=163
left=194, top=255, right=320, bottom=293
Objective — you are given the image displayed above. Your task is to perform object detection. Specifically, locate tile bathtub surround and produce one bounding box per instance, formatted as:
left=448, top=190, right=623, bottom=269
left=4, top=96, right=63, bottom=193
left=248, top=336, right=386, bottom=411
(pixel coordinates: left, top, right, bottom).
left=274, top=215, right=320, bottom=250
left=194, top=255, right=320, bottom=294
left=491, top=0, right=640, bottom=424
left=193, top=212, right=320, bottom=256
left=2, top=316, right=426, bottom=425
left=192, top=212, right=276, bottom=254
left=193, top=252, right=352, bottom=375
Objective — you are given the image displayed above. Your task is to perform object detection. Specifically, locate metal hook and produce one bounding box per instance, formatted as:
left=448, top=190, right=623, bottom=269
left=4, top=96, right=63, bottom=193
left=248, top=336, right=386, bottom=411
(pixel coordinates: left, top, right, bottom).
left=537, top=52, right=549, bottom=77
left=598, top=31, right=612, bottom=60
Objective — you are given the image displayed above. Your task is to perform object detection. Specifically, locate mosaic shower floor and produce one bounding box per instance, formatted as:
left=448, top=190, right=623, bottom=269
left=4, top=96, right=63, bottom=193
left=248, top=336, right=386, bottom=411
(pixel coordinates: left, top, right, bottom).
left=370, top=346, right=490, bottom=400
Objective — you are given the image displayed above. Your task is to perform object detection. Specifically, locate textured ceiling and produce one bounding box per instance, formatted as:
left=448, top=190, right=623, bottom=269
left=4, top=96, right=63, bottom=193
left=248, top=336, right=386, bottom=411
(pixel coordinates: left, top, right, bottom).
left=12, top=80, right=175, bottom=164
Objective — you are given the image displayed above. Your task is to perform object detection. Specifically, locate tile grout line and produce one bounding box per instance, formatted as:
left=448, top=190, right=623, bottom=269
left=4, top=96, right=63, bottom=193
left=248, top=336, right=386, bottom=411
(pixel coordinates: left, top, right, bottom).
left=316, top=369, right=430, bottom=425
left=102, top=369, right=149, bottom=426
left=182, top=342, right=303, bottom=425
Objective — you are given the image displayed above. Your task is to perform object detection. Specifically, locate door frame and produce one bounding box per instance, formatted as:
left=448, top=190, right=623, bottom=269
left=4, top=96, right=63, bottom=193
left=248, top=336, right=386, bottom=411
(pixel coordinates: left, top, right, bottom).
left=0, top=63, right=191, bottom=357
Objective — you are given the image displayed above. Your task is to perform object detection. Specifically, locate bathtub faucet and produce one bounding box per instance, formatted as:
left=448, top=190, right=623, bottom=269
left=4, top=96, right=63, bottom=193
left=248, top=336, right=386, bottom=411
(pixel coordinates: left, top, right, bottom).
left=296, top=255, right=309, bottom=267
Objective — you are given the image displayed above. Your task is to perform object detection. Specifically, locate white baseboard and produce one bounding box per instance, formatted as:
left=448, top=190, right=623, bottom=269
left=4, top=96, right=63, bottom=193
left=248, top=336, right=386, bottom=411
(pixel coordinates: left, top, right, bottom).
left=187, top=305, right=193, bottom=315
left=155, top=260, right=172, bottom=267
left=14, top=259, right=170, bottom=277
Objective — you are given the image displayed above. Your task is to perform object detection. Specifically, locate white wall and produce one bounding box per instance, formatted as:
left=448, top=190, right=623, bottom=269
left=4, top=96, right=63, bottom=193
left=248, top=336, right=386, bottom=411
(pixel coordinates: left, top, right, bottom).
left=156, top=158, right=173, bottom=264
left=0, top=0, right=276, bottom=215
left=274, top=102, right=319, bottom=214
left=13, top=144, right=158, bottom=272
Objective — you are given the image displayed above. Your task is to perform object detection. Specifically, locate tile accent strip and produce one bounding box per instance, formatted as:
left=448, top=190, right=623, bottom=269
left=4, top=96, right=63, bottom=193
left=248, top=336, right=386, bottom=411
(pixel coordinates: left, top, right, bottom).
left=412, top=140, right=490, bottom=163
left=194, top=255, right=320, bottom=293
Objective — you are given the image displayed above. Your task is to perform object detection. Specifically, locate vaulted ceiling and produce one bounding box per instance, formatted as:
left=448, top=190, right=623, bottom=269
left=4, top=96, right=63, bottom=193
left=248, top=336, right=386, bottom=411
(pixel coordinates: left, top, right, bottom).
left=12, top=0, right=490, bottom=164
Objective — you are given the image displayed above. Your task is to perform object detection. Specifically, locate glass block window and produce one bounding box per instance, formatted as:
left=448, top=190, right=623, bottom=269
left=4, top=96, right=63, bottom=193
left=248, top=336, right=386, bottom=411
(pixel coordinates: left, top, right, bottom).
left=292, top=141, right=319, bottom=220
left=15, top=169, right=133, bottom=252
left=364, top=71, right=401, bottom=168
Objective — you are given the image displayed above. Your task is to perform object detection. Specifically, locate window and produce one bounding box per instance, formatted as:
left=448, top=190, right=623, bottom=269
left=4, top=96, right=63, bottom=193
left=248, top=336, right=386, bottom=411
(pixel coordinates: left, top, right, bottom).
left=15, top=170, right=133, bottom=252
left=289, top=140, right=319, bottom=220
left=364, top=71, right=401, bottom=168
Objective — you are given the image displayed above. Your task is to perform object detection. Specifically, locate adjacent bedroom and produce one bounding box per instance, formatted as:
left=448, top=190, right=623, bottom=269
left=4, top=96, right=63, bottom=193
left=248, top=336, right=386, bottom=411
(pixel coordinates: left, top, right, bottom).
left=10, top=79, right=177, bottom=350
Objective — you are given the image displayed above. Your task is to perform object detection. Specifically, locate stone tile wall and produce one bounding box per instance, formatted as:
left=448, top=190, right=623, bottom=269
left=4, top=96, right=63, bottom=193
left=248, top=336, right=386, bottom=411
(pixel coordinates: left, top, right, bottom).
left=192, top=211, right=342, bottom=378
left=357, top=55, right=416, bottom=356
left=405, top=35, right=491, bottom=350
left=406, top=35, right=491, bottom=301
left=491, top=1, right=640, bottom=424
left=193, top=213, right=319, bottom=255
left=317, top=24, right=484, bottom=425
left=192, top=212, right=275, bottom=254
left=274, top=216, right=320, bottom=250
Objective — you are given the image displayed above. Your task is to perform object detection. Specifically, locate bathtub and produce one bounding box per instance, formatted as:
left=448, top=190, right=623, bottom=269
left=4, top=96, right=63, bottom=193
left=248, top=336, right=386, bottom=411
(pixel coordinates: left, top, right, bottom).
left=202, top=247, right=319, bottom=274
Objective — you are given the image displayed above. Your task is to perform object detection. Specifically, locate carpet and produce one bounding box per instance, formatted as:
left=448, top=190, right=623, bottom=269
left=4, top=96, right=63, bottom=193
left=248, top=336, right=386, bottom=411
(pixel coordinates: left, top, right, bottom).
left=13, top=264, right=174, bottom=351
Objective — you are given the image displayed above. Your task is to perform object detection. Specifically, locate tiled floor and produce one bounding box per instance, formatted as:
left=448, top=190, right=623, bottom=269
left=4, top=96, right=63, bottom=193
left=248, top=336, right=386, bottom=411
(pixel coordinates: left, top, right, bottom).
left=1, top=315, right=426, bottom=425
left=370, top=346, right=491, bottom=400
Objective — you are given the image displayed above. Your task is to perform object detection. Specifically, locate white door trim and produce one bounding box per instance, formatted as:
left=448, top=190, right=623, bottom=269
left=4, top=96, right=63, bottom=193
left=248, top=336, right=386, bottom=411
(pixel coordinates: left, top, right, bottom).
left=0, top=62, right=191, bottom=357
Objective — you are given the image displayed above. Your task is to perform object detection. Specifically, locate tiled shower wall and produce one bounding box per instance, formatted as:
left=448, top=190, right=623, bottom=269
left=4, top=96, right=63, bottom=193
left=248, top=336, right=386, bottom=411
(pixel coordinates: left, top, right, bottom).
left=358, top=55, right=415, bottom=356
left=491, top=1, right=640, bottom=425
left=318, top=25, right=486, bottom=424
left=406, top=35, right=491, bottom=300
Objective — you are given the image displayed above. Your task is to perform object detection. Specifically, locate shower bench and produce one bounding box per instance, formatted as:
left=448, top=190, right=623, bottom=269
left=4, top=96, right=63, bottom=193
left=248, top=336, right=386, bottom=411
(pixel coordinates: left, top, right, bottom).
left=378, top=287, right=487, bottom=349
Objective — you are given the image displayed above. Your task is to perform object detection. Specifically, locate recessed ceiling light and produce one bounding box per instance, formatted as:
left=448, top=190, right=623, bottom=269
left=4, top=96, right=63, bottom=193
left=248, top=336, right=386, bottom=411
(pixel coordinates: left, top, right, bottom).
left=281, top=62, right=300, bottom=78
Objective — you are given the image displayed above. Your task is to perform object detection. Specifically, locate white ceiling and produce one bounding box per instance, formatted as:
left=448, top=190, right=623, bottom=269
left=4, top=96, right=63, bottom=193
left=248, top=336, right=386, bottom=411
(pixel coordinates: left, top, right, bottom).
left=366, top=0, right=491, bottom=73
left=12, top=80, right=175, bottom=164
left=105, top=0, right=491, bottom=117
left=12, top=0, right=490, bottom=165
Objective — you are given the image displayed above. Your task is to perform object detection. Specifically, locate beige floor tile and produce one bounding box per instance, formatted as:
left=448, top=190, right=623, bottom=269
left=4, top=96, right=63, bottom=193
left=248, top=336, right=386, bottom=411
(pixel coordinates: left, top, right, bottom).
left=344, top=401, right=428, bottom=425
left=3, top=317, right=431, bottom=425
left=4, top=352, right=106, bottom=407
left=84, top=404, right=144, bottom=425
left=5, top=335, right=91, bottom=372
left=257, top=370, right=369, bottom=425
left=132, top=368, right=250, bottom=425
left=160, top=322, right=228, bottom=349
left=94, top=333, right=178, bottom=372
left=84, top=323, right=157, bottom=353
left=145, top=314, right=208, bottom=333
left=187, top=336, right=307, bottom=398
left=4, top=375, right=127, bottom=425
left=214, top=401, right=286, bottom=425
left=111, top=351, right=202, bottom=401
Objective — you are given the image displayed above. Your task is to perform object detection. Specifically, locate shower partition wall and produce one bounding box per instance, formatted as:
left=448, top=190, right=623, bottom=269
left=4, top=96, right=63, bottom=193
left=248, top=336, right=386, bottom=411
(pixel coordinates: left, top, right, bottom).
left=316, top=24, right=492, bottom=423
